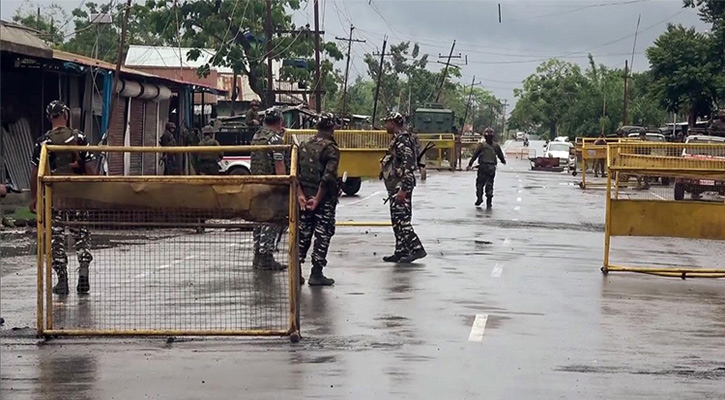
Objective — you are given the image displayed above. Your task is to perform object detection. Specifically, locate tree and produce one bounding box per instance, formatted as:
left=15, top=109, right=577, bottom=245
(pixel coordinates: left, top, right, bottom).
left=12, top=2, right=67, bottom=45
left=646, top=24, right=722, bottom=125
left=144, top=0, right=342, bottom=107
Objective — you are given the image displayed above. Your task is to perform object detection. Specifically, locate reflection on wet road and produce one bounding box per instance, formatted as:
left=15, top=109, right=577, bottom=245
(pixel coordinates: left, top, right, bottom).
left=2, top=140, right=724, bottom=399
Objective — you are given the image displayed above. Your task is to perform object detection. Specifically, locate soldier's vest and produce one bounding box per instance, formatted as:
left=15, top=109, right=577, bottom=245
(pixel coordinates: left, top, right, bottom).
left=48, top=127, right=81, bottom=174
left=381, top=132, right=414, bottom=191
left=476, top=142, right=499, bottom=166
left=298, top=135, right=336, bottom=195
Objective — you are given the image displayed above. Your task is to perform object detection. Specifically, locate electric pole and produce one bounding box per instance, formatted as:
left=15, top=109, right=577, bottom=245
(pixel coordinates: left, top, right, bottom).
left=336, top=25, right=366, bottom=115
left=372, top=36, right=387, bottom=126
left=462, top=75, right=481, bottom=129
left=106, top=0, right=132, bottom=138
left=313, top=0, right=322, bottom=113
left=435, top=40, right=465, bottom=103
left=501, top=99, right=508, bottom=136
left=265, top=0, right=274, bottom=107
left=622, top=60, right=629, bottom=127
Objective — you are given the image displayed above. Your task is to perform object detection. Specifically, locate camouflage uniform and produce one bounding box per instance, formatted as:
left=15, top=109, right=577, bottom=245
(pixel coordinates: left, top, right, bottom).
left=31, top=126, right=94, bottom=295
left=245, top=108, right=260, bottom=127
left=381, top=130, right=425, bottom=259
left=160, top=128, right=181, bottom=175
left=250, top=126, right=287, bottom=265
left=297, top=131, right=340, bottom=276
left=709, top=111, right=725, bottom=135
left=197, top=133, right=222, bottom=175
left=468, top=140, right=506, bottom=206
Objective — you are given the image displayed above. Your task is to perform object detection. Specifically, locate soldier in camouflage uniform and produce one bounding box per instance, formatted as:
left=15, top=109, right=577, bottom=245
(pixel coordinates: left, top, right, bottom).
left=380, top=112, right=427, bottom=264
left=160, top=122, right=181, bottom=175
left=296, top=113, right=340, bottom=286
left=251, top=109, right=287, bottom=270
left=709, top=109, right=725, bottom=135
left=467, top=128, right=506, bottom=209
left=196, top=126, right=223, bottom=175
left=246, top=99, right=261, bottom=127
left=30, top=101, right=96, bottom=295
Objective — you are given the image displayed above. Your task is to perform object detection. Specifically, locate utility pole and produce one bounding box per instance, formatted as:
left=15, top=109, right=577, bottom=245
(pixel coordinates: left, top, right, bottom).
left=336, top=25, right=366, bottom=115
left=313, top=0, right=322, bottom=113
left=501, top=99, right=508, bottom=136
left=435, top=40, right=464, bottom=103
left=372, top=36, right=387, bottom=126
left=622, top=60, right=629, bottom=127
left=462, top=75, right=481, bottom=129
left=105, top=0, right=132, bottom=140
left=265, top=0, right=275, bottom=107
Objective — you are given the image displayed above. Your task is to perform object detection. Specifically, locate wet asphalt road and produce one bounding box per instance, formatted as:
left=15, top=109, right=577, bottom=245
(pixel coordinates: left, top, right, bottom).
left=2, top=140, right=725, bottom=399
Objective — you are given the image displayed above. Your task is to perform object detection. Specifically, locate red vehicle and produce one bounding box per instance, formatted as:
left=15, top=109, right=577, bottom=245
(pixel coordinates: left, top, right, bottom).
left=674, top=135, right=725, bottom=201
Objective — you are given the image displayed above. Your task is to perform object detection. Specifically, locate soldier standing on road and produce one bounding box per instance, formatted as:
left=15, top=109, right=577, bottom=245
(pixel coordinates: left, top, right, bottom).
left=380, top=112, right=427, bottom=264
left=30, top=101, right=96, bottom=295
left=160, top=122, right=181, bottom=175
left=594, top=133, right=607, bottom=178
left=709, top=109, right=725, bottom=135
left=246, top=99, right=261, bottom=127
left=635, top=130, right=651, bottom=190
left=466, top=128, right=506, bottom=209
left=296, top=113, right=340, bottom=286
left=250, top=109, right=287, bottom=270
left=196, top=126, right=223, bottom=175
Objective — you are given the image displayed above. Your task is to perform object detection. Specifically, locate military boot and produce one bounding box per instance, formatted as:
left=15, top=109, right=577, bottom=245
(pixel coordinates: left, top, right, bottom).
left=256, top=253, right=286, bottom=271
left=475, top=197, right=484, bottom=207
left=486, top=197, right=493, bottom=209
left=383, top=253, right=404, bottom=263
left=308, top=267, right=334, bottom=286
left=52, top=267, right=69, bottom=295
left=399, top=248, right=427, bottom=264
left=77, top=262, right=90, bottom=294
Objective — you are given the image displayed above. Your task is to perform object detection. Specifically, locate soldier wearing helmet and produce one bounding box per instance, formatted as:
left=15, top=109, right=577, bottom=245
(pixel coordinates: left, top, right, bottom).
left=250, top=108, right=288, bottom=270
left=246, top=99, right=261, bottom=127
left=30, top=100, right=96, bottom=295
left=380, top=112, right=427, bottom=264
left=159, top=121, right=181, bottom=175
left=196, top=125, right=223, bottom=175
left=296, top=113, right=341, bottom=286
left=466, top=127, right=506, bottom=208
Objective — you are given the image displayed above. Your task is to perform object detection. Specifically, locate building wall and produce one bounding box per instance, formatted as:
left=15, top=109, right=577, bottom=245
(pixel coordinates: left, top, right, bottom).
left=128, top=98, right=145, bottom=175
left=143, top=102, right=158, bottom=174
left=107, top=98, right=127, bottom=176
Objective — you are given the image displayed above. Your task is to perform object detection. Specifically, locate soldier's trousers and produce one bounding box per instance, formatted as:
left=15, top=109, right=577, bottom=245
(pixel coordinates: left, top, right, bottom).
left=253, top=224, right=282, bottom=255
left=51, top=211, right=93, bottom=276
left=388, top=189, right=424, bottom=257
left=299, top=197, right=337, bottom=272
left=476, top=165, right=496, bottom=200
left=197, top=162, right=219, bottom=175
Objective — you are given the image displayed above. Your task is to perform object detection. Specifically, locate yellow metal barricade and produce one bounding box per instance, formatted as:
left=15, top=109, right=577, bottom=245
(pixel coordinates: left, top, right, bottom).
left=418, top=133, right=457, bottom=170
left=36, top=145, right=301, bottom=340
left=580, top=139, right=609, bottom=188
left=603, top=142, right=725, bottom=278
left=285, top=129, right=388, bottom=178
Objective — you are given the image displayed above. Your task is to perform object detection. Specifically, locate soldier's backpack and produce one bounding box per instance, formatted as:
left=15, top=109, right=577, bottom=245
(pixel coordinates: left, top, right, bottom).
left=48, top=126, right=82, bottom=174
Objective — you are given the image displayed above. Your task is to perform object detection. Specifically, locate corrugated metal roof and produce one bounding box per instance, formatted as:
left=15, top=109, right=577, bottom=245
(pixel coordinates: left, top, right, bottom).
left=0, top=20, right=53, bottom=58
left=125, top=45, right=235, bottom=74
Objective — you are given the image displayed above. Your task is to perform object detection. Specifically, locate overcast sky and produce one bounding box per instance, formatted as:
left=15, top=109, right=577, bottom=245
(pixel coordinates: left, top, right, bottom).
left=1, top=0, right=710, bottom=111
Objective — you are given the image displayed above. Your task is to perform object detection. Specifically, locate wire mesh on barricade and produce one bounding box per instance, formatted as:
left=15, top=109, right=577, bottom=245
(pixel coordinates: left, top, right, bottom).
left=286, top=129, right=389, bottom=149
left=35, top=145, right=300, bottom=339
left=603, top=141, right=725, bottom=278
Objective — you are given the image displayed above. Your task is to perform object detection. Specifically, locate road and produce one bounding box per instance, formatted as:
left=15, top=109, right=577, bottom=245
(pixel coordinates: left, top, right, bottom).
left=2, top=140, right=724, bottom=399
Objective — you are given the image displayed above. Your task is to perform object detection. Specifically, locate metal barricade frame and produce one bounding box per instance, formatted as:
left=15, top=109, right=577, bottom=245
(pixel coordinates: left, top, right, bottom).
left=36, top=145, right=301, bottom=340
left=602, top=142, right=725, bottom=278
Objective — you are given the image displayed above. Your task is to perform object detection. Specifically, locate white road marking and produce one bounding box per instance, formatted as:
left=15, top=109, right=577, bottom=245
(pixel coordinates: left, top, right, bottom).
left=517, top=190, right=522, bottom=194
left=649, top=191, right=666, bottom=201
left=492, top=264, right=503, bottom=278
left=517, top=197, right=522, bottom=202
left=468, top=314, right=489, bottom=342
left=503, top=238, right=511, bottom=246
left=514, top=206, right=521, bottom=211
left=512, top=218, right=519, bottom=221
left=338, top=190, right=383, bottom=208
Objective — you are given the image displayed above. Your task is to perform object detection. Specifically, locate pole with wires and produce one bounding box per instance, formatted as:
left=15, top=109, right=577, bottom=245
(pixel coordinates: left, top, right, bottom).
left=435, top=40, right=457, bottom=103
left=372, top=36, right=387, bottom=127
left=336, top=25, right=365, bottom=115
left=313, top=0, right=322, bottom=113
left=265, top=0, right=275, bottom=107
left=105, top=0, right=132, bottom=142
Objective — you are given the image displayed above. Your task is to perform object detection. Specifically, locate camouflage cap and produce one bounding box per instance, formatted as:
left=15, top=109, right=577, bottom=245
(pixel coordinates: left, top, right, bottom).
left=201, top=125, right=215, bottom=135
left=483, top=127, right=494, bottom=136
left=264, top=108, right=283, bottom=125
left=382, top=112, right=406, bottom=125
left=317, top=113, right=340, bottom=130
left=46, top=100, right=69, bottom=119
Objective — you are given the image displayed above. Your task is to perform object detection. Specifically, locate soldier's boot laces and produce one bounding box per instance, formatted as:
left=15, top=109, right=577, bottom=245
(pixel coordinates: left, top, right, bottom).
left=308, top=269, right=335, bottom=286
left=399, top=248, right=427, bottom=264
left=52, top=268, right=69, bottom=295
left=77, top=263, right=90, bottom=295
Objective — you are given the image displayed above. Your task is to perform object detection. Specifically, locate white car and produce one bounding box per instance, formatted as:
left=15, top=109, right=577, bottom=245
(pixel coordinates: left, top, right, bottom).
left=516, top=132, right=525, bottom=141
left=545, top=141, right=575, bottom=168
left=218, top=155, right=251, bottom=175
left=554, top=136, right=570, bottom=143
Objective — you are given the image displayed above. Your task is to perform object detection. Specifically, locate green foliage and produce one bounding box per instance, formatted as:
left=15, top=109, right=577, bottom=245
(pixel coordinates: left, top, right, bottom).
left=12, top=2, right=66, bottom=45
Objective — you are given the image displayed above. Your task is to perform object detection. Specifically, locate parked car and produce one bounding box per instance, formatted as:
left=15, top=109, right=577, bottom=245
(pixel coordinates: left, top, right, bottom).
left=674, top=135, right=725, bottom=201
left=516, top=131, right=525, bottom=141
left=545, top=141, right=575, bottom=169
left=627, top=131, right=671, bottom=185
left=553, top=136, right=570, bottom=143
left=218, top=156, right=251, bottom=175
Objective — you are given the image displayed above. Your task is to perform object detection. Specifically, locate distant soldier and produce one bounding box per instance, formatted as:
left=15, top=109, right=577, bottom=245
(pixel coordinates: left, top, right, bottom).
left=30, top=101, right=96, bottom=295
left=160, top=122, right=181, bottom=175
left=296, top=113, right=340, bottom=286
left=466, top=128, right=506, bottom=209
left=380, top=112, right=427, bottom=264
left=250, top=109, right=287, bottom=270
left=246, top=99, right=261, bottom=127
left=635, top=130, right=650, bottom=190
left=196, top=126, right=223, bottom=175
left=709, top=109, right=725, bottom=135
left=593, top=133, right=607, bottom=178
